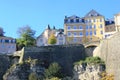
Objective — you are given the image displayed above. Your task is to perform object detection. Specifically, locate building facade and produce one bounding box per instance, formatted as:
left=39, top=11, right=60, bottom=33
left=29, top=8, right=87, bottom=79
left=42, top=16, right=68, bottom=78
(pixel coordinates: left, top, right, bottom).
left=84, top=10, right=105, bottom=40
left=0, top=36, right=16, bottom=54
left=104, top=19, right=116, bottom=38
left=36, top=25, right=66, bottom=46
left=64, top=10, right=105, bottom=44
left=114, top=13, right=120, bottom=32
left=64, top=15, right=86, bottom=44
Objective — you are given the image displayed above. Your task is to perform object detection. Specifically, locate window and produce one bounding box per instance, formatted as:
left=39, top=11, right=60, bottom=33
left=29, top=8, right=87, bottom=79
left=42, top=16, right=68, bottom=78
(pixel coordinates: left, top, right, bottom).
left=76, top=19, right=79, bottom=23
left=70, top=19, right=74, bottom=23
left=9, top=40, right=11, bottom=43
left=89, top=25, right=92, bottom=29
left=105, top=35, right=107, bottom=38
left=90, top=31, right=92, bottom=36
left=68, top=32, right=71, bottom=36
left=86, top=32, right=89, bottom=36
left=79, top=32, right=83, bottom=36
left=85, top=20, right=88, bottom=23
left=94, top=24, right=96, bottom=29
left=5, top=40, right=9, bottom=43
left=73, top=38, right=77, bottom=42
left=101, top=31, right=103, bottom=34
left=94, top=31, right=96, bottom=35
left=74, top=26, right=77, bottom=29
left=59, top=37, right=63, bottom=40
left=64, top=19, right=68, bottom=23
left=100, top=24, right=103, bottom=28
left=89, top=19, right=91, bottom=23
left=13, top=40, right=16, bottom=43
left=86, top=26, right=89, bottom=29
left=74, top=32, right=77, bottom=36
left=79, top=19, right=82, bottom=22
left=40, top=39, right=43, bottom=42
left=59, top=42, right=63, bottom=45
left=67, top=26, right=71, bottom=29
left=2, top=39, right=5, bottom=43
left=100, top=18, right=103, bottom=22
left=74, top=19, right=76, bottom=23
left=79, top=26, right=83, bottom=29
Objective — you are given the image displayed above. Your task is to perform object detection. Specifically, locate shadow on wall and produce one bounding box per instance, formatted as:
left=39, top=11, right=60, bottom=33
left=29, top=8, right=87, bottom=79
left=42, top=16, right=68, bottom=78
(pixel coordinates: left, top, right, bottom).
left=85, top=46, right=97, bottom=57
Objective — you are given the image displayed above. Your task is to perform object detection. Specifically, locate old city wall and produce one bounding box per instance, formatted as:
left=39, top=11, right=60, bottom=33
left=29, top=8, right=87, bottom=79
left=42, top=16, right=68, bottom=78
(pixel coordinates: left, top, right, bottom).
left=93, top=32, right=120, bottom=80
left=19, top=45, right=86, bottom=76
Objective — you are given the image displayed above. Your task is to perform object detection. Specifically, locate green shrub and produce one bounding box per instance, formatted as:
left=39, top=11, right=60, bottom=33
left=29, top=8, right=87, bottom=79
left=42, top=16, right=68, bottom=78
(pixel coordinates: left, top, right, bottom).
left=44, top=62, right=62, bottom=79
left=74, top=56, right=105, bottom=65
left=28, top=72, right=38, bottom=80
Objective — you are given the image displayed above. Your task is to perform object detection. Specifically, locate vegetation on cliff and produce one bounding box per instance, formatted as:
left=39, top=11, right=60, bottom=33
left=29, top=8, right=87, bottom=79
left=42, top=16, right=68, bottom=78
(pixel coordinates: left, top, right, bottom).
left=74, top=56, right=105, bottom=65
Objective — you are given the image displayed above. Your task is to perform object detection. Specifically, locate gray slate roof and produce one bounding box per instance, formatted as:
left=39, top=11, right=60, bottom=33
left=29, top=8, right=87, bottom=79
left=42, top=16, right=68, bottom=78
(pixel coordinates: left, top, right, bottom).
left=85, top=9, right=103, bottom=17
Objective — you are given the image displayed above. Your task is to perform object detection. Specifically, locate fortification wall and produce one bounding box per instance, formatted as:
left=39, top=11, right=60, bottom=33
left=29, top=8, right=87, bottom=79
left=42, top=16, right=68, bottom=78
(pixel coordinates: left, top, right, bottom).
left=93, top=32, right=120, bottom=80
left=20, top=45, right=85, bottom=76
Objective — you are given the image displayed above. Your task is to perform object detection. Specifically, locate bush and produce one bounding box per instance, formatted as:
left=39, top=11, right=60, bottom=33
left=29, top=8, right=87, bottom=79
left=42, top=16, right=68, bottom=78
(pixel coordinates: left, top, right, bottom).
left=74, top=56, right=105, bottom=65
left=44, top=62, right=62, bottom=79
left=28, top=72, right=38, bottom=80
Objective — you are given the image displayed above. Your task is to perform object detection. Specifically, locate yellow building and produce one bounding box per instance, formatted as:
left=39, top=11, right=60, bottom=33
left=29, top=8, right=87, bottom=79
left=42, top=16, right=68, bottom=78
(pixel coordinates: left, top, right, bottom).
left=64, top=10, right=105, bottom=44
left=64, top=15, right=86, bottom=44
left=84, top=10, right=105, bottom=40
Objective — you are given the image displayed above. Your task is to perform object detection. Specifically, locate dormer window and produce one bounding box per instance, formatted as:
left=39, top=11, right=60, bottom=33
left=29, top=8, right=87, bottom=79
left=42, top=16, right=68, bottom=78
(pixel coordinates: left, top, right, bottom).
left=70, top=19, right=74, bottom=23
left=9, top=40, right=11, bottom=43
left=95, top=13, right=98, bottom=16
left=76, top=19, right=79, bottom=23
left=2, top=39, right=5, bottom=43
left=74, top=19, right=76, bottom=23
left=89, top=14, right=91, bottom=16
left=64, top=19, right=68, bottom=23
left=13, top=40, right=16, bottom=43
left=79, top=19, right=82, bottom=22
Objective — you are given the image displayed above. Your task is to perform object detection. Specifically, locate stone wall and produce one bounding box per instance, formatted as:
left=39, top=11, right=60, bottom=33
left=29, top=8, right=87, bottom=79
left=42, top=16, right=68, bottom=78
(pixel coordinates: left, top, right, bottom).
left=93, top=32, right=120, bottom=80
left=20, top=45, right=85, bottom=76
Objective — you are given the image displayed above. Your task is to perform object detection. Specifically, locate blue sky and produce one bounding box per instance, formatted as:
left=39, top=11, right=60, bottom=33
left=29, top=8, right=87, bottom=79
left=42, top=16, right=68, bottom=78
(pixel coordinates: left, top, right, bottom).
left=0, top=0, right=120, bottom=38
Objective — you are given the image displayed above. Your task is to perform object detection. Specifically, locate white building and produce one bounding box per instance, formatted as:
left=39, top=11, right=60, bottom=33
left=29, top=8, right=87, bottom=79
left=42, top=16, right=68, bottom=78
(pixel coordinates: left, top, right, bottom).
left=0, top=36, right=16, bottom=54
left=36, top=25, right=66, bottom=46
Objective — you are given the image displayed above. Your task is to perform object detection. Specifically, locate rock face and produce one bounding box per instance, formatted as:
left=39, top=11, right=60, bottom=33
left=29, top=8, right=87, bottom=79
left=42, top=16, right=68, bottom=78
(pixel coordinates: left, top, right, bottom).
left=3, top=60, right=45, bottom=80
left=73, top=64, right=105, bottom=80
left=0, top=54, right=19, bottom=80
left=93, top=32, right=120, bottom=80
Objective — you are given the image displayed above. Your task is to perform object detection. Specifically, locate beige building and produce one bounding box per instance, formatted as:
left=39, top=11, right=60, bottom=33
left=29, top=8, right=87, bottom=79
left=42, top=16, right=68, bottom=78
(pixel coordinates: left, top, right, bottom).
left=0, top=36, right=16, bottom=54
left=64, top=10, right=105, bottom=44
left=114, top=13, right=120, bottom=32
left=64, top=15, right=86, bottom=44
left=104, top=19, right=116, bottom=38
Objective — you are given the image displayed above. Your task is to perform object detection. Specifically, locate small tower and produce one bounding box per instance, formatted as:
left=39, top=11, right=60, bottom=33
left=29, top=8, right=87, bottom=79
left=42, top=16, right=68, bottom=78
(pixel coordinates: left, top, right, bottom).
left=114, top=13, right=120, bottom=32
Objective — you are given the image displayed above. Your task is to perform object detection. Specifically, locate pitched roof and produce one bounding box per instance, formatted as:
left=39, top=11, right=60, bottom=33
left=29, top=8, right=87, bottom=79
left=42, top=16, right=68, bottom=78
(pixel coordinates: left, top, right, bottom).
left=65, top=15, right=80, bottom=19
left=0, top=36, right=15, bottom=39
left=85, top=9, right=103, bottom=17
left=105, top=19, right=115, bottom=25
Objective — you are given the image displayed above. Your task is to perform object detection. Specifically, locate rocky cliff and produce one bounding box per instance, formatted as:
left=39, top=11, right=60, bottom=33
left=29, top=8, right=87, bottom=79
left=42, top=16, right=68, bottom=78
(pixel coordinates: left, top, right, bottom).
left=73, top=63, right=105, bottom=80
left=3, top=59, right=45, bottom=80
